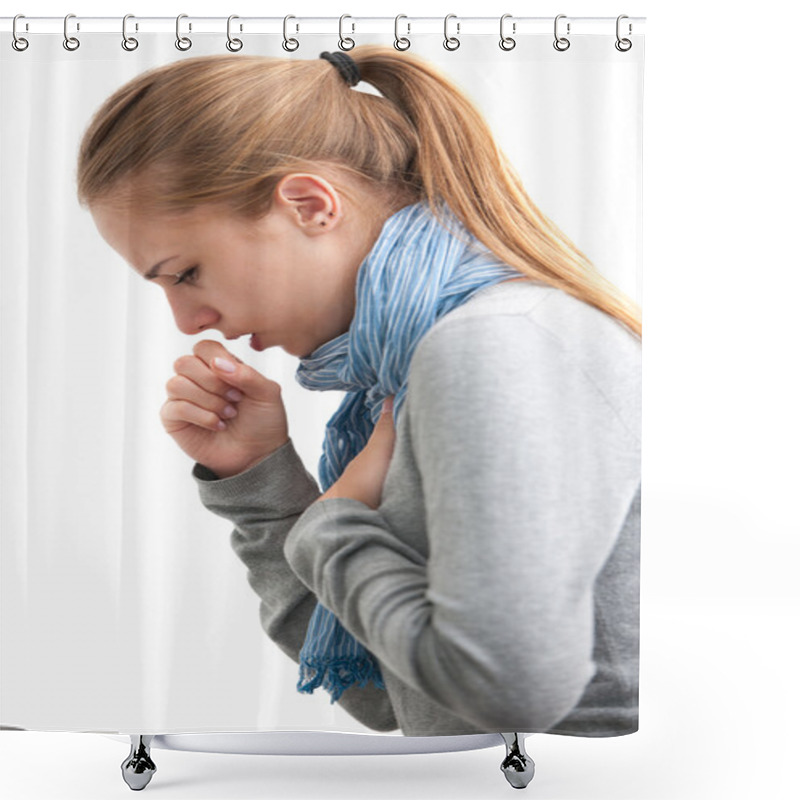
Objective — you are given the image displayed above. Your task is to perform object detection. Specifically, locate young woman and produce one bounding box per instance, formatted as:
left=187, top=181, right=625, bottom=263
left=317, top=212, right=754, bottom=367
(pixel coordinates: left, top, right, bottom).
left=78, top=47, right=641, bottom=737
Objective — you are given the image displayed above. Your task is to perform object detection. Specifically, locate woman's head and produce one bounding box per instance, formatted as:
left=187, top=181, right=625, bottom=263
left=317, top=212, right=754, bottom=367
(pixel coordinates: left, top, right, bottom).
left=78, top=46, right=641, bottom=339
left=80, top=51, right=426, bottom=355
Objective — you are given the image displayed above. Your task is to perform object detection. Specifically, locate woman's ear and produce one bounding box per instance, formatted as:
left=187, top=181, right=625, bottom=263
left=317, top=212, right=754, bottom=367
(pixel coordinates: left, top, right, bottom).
left=273, top=173, right=341, bottom=232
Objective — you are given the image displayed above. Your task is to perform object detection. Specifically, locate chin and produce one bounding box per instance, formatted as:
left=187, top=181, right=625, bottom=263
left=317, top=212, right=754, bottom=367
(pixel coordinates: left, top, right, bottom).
left=276, top=336, right=314, bottom=359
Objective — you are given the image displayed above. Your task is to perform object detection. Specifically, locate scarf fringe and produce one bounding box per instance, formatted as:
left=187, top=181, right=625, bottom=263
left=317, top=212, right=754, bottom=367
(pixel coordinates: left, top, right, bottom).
left=297, top=655, right=386, bottom=704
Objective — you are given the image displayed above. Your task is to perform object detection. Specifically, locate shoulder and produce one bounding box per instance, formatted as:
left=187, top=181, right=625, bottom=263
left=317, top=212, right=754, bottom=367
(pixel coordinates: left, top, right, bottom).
left=413, top=279, right=640, bottom=375
left=408, top=279, right=641, bottom=440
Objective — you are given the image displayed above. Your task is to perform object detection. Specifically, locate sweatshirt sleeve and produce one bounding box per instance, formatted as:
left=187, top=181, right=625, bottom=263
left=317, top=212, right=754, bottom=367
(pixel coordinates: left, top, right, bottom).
left=192, top=439, right=398, bottom=732
left=284, top=310, right=641, bottom=732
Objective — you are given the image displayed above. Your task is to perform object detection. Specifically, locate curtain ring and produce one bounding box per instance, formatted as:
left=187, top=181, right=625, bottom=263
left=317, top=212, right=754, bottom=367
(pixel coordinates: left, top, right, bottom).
left=443, top=14, right=460, bottom=51
left=615, top=15, right=632, bottom=52
left=283, top=15, right=299, bottom=52
left=339, top=15, right=355, bottom=51
left=12, top=14, right=29, bottom=52
left=63, top=13, right=80, bottom=51
left=176, top=14, right=192, bottom=51
left=553, top=14, right=570, bottom=52
left=122, top=14, right=139, bottom=51
left=499, top=14, right=516, bottom=51
left=226, top=15, right=243, bottom=51
left=394, top=15, right=411, bottom=50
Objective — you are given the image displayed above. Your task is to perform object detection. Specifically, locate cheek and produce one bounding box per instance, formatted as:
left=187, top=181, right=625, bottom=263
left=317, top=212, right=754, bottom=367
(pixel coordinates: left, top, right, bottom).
left=265, top=267, right=301, bottom=304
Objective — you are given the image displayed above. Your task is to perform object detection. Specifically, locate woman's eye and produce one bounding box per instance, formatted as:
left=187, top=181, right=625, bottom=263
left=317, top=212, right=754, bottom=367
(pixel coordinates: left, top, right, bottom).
left=173, top=267, right=198, bottom=286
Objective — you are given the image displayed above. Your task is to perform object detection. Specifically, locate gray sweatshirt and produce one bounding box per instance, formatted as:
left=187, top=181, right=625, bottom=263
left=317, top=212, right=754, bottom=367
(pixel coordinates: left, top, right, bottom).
left=193, top=280, right=641, bottom=737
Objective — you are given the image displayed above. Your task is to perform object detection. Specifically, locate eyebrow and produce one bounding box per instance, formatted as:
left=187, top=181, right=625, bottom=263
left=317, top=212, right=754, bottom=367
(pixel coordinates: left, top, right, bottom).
left=144, top=256, right=180, bottom=280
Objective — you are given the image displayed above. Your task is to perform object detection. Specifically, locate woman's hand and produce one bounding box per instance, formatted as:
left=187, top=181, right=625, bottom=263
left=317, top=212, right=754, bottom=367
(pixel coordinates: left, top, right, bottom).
left=318, top=397, right=397, bottom=510
left=160, top=340, right=290, bottom=479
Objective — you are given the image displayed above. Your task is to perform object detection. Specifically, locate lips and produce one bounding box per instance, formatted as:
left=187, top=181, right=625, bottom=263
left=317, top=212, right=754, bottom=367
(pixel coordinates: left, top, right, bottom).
left=222, top=332, right=267, bottom=351
left=249, top=333, right=266, bottom=352
left=222, top=332, right=265, bottom=351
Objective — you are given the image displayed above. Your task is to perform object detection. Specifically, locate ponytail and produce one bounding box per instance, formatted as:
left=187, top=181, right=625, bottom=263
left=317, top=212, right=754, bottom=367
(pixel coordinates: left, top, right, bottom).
left=353, top=46, right=641, bottom=338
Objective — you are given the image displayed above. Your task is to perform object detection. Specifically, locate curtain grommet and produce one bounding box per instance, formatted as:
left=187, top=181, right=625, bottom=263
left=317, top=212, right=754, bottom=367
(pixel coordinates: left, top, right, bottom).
left=338, top=15, right=355, bottom=51
left=553, top=14, right=570, bottom=52
left=226, top=15, right=243, bottom=52
left=12, top=14, right=29, bottom=51
left=121, top=14, right=139, bottom=51
left=615, top=15, right=633, bottom=52
left=63, top=14, right=80, bottom=51
left=282, top=15, right=300, bottom=52
left=499, top=14, right=516, bottom=51
left=176, top=14, right=192, bottom=51
left=443, top=14, right=460, bottom=51
left=394, top=15, right=411, bottom=51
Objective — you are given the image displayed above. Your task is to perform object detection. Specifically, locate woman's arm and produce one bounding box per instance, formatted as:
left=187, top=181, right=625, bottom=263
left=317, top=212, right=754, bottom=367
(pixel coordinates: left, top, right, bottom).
left=285, top=307, right=641, bottom=732
left=193, top=439, right=398, bottom=732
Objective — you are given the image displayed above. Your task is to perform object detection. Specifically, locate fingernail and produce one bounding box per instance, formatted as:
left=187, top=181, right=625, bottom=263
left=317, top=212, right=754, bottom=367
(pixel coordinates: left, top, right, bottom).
left=222, top=405, right=238, bottom=419
left=381, top=397, right=394, bottom=415
left=225, top=389, right=244, bottom=402
left=214, top=358, right=236, bottom=374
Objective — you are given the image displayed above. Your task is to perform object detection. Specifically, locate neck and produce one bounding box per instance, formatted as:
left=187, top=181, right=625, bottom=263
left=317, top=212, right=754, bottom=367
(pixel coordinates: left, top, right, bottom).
left=340, top=186, right=419, bottom=291
left=352, top=188, right=419, bottom=261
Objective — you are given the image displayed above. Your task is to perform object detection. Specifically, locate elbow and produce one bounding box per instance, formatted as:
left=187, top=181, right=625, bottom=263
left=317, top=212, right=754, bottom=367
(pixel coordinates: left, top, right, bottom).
left=470, top=662, right=594, bottom=731
left=423, top=632, right=595, bottom=731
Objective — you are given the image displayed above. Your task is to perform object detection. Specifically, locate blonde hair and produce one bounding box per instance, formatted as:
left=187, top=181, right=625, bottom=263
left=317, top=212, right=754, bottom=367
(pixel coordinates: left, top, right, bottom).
left=77, top=46, right=641, bottom=337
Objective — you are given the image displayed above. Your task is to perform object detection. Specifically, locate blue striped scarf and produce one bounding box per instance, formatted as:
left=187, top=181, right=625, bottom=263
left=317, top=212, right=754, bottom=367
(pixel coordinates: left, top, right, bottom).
left=293, top=201, right=521, bottom=703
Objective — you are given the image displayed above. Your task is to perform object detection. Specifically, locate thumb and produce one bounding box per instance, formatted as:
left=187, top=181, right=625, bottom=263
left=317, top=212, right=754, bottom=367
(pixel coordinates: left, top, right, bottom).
left=211, top=356, right=279, bottom=402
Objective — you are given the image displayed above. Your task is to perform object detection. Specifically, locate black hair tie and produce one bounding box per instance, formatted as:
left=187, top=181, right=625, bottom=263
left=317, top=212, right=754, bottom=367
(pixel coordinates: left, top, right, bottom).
left=319, top=51, right=361, bottom=87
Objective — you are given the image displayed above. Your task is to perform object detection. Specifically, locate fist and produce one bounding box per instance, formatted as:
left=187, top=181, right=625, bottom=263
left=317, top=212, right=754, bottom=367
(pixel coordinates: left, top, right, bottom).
left=161, top=340, right=290, bottom=478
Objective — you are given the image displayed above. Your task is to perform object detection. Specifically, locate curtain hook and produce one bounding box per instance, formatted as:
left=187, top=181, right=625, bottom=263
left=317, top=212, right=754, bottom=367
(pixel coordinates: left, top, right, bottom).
left=122, top=14, right=139, bottom=51
left=226, top=15, right=243, bottom=51
left=283, top=15, right=300, bottom=52
left=339, top=14, right=355, bottom=51
left=615, top=15, right=633, bottom=52
left=12, top=14, right=29, bottom=51
left=176, top=14, right=192, bottom=51
left=394, top=15, right=411, bottom=51
left=443, top=13, right=460, bottom=51
left=553, top=14, right=570, bottom=52
left=499, top=14, right=516, bottom=51
left=63, top=13, right=80, bottom=51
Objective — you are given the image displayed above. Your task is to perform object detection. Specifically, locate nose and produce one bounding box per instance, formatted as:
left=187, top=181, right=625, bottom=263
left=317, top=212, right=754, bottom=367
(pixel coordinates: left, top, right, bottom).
left=164, top=292, right=221, bottom=336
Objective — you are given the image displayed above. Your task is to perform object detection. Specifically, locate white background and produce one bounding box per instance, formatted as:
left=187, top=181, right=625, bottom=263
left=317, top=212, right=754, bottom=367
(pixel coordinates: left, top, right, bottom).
left=1, top=1, right=798, bottom=799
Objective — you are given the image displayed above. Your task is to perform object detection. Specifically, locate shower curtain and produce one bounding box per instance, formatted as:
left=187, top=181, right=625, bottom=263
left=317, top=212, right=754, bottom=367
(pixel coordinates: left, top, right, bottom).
left=0, top=15, right=644, bottom=737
